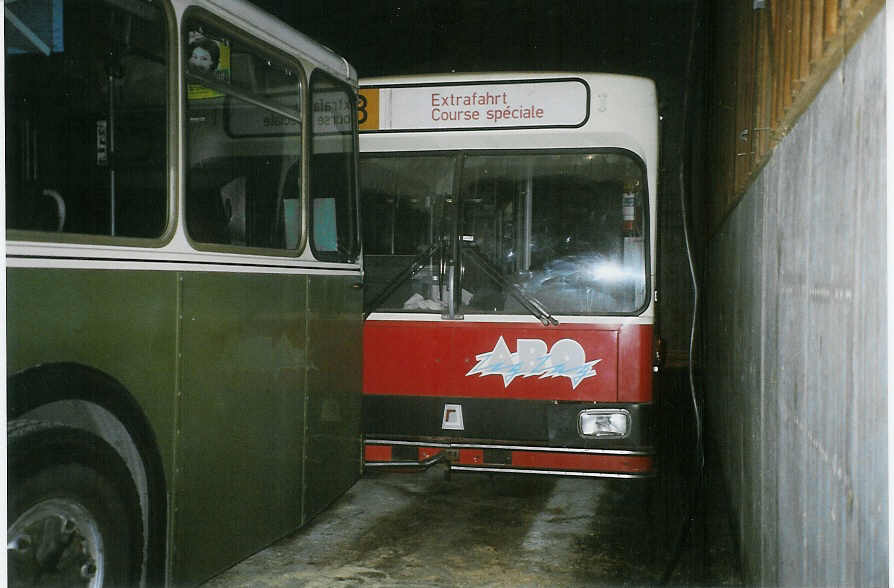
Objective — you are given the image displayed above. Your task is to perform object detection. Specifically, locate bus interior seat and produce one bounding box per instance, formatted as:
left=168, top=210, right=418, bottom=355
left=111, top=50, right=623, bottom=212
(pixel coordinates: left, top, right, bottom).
left=8, top=185, right=66, bottom=233
left=186, top=171, right=231, bottom=244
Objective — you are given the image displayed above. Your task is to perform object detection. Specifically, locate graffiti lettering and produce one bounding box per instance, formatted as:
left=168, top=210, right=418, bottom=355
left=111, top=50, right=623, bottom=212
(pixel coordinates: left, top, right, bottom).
left=466, top=336, right=601, bottom=389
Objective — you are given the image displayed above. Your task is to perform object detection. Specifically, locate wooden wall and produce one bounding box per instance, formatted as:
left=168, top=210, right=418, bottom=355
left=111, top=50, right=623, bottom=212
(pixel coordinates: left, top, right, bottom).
left=707, top=0, right=884, bottom=232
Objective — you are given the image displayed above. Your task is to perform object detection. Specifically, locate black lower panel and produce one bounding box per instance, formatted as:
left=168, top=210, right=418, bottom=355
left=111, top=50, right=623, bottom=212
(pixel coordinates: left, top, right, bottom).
left=363, top=395, right=654, bottom=452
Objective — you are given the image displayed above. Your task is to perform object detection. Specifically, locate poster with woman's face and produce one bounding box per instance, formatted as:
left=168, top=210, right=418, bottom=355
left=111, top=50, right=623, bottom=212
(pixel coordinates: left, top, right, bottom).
left=186, top=31, right=230, bottom=100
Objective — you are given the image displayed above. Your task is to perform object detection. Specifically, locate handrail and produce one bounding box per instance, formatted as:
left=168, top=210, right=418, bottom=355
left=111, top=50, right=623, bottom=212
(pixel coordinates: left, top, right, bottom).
left=185, top=71, right=300, bottom=123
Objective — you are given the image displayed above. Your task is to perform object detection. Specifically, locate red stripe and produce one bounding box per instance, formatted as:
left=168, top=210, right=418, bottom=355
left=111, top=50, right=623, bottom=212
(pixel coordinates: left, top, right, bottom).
left=364, top=444, right=392, bottom=462
left=458, top=448, right=484, bottom=464
left=510, top=451, right=653, bottom=473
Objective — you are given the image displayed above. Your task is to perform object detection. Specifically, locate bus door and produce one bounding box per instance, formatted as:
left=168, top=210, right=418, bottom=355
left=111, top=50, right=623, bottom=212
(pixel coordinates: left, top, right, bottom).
left=303, top=71, right=363, bottom=520
left=176, top=18, right=308, bottom=581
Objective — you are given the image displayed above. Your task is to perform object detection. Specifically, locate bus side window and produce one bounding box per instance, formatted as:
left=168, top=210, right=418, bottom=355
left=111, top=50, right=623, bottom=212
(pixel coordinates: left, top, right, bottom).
left=184, top=22, right=304, bottom=252
left=113, top=51, right=168, bottom=238
left=309, top=70, right=358, bottom=262
left=5, top=0, right=168, bottom=239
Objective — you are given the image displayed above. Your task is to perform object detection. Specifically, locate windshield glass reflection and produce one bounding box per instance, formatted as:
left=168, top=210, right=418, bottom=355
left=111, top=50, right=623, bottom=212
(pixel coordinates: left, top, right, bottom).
left=361, top=150, right=648, bottom=316
left=461, top=152, right=648, bottom=314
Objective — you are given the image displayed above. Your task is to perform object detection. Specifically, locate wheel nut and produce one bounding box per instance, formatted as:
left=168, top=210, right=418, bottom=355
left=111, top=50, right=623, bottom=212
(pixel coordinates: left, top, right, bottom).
left=81, top=562, right=97, bottom=579
left=8, top=535, right=32, bottom=552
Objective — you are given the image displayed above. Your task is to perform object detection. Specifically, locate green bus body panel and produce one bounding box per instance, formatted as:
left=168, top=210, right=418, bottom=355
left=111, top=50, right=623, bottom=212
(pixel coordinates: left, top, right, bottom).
left=8, top=267, right=363, bottom=586
left=304, top=276, right=364, bottom=521
left=6, top=268, right=180, bottom=474
left=174, top=271, right=307, bottom=584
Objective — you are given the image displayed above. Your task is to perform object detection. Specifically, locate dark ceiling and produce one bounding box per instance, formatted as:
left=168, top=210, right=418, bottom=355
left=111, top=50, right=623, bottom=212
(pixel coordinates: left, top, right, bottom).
left=247, top=0, right=705, bottom=207
left=248, top=0, right=706, bottom=215
left=249, top=1, right=699, bottom=94
left=249, top=0, right=706, bottom=190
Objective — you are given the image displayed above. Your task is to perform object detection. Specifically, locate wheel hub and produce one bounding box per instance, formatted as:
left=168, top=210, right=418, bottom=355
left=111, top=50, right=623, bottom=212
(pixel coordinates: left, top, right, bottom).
left=8, top=499, right=104, bottom=587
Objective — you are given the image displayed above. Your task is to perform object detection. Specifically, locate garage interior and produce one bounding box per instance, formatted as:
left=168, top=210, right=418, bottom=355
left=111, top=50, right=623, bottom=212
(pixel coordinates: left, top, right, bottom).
left=221, top=1, right=886, bottom=585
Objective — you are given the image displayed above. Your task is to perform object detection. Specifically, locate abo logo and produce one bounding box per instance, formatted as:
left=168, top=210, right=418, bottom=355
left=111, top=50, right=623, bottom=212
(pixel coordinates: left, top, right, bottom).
left=466, top=336, right=601, bottom=389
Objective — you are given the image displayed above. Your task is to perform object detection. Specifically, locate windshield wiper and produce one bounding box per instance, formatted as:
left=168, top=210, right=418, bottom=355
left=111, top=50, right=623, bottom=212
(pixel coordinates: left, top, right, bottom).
left=363, top=242, right=441, bottom=319
left=462, top=245, right=558, bottom=326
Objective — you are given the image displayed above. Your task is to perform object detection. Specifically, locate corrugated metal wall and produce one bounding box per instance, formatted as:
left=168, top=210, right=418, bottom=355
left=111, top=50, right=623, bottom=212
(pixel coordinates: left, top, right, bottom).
left=704, top=9, right=886, bottom=585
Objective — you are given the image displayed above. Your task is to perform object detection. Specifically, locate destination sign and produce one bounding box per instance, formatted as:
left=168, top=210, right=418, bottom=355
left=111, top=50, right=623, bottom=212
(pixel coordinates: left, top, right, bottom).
left=358, top=79, right=588, bottom=132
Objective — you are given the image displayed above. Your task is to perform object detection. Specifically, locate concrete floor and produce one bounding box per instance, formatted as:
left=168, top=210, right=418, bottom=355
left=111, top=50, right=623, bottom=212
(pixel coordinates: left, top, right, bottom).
left=203, top=458, right=742, bottom=587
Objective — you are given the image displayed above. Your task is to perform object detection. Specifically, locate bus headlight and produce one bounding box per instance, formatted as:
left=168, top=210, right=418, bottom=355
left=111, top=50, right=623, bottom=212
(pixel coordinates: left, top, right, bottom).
left=578, top=409, right=630, bottom=438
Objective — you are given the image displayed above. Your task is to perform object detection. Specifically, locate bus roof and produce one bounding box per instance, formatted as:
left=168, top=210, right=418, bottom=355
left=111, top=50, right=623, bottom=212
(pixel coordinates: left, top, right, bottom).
left=360, top=71, right=654, bottom=87
left=192, top=0, right=357, bottom=84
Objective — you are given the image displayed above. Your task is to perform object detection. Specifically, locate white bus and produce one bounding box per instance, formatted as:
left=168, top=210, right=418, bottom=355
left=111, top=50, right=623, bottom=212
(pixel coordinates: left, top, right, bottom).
left=359, top=73, right=659, bottom=479
left=6, top=1, right=361, bottom=585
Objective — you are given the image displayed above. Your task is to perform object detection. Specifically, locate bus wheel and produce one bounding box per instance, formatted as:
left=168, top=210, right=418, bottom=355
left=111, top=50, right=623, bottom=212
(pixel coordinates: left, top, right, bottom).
left=7, top=420, right=143, bottom=587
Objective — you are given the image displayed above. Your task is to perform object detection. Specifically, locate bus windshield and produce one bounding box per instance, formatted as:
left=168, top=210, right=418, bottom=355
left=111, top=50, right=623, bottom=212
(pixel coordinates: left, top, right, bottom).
left=362, top=149, right=649, bottom=316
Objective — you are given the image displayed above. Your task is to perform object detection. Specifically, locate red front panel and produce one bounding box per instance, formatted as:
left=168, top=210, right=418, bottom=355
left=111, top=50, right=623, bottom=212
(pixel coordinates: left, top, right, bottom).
left=364, top=320, right=653, bottom=403
left=618, top=323, right=654, bottom=403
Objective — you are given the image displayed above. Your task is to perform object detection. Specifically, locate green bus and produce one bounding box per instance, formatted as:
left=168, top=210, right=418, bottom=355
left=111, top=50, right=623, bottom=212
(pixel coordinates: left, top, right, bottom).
left=5, top=1, right=362, bottom=585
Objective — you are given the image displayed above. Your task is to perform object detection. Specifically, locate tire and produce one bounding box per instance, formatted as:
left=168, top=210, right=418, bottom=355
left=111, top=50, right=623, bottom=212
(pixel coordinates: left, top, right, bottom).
left=7, top=420, right=144, bottom=587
